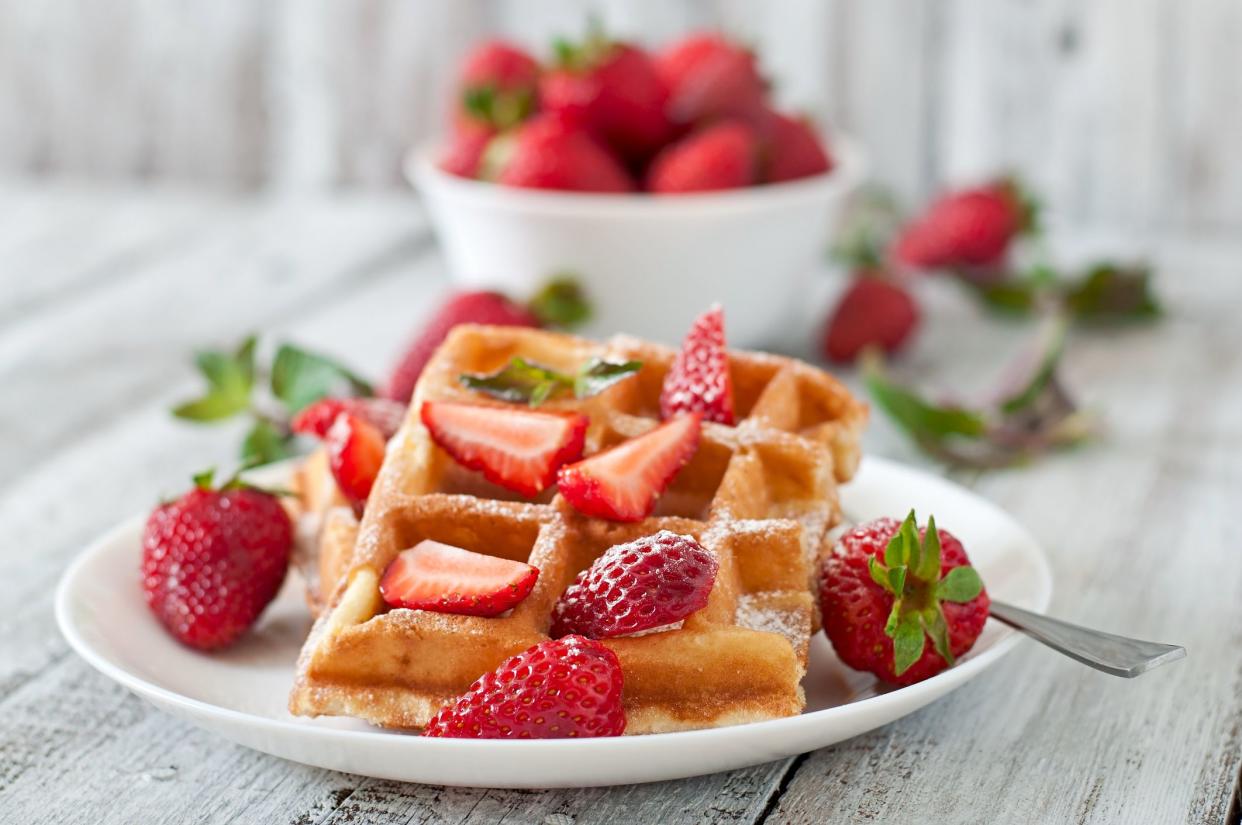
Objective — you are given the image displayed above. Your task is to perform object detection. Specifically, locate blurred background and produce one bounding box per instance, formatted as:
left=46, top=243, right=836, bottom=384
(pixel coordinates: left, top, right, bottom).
left=2, top=0, right=1239, bottom=234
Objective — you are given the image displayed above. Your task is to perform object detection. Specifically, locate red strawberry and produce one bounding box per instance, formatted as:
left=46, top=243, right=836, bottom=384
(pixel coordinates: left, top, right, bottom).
left=893, top=181, right=1030, bottom=271
left=557, top=413, right=701, bottom=522
left=821, top=275, right=920, bottom=364
left=422, top=635, right=625, bottom=739
left=325, top=413, right=387, bottom=516
left=421, top=401, right=588, bottom=497
left=540, top=39, right=672, bottom=163
left=645, top=122, right=760, bottom=193
left=551, top=530, right=718, bottom=639
left=291, top=397, right=406, bottom=440
left=488, top=114, right=635, bottom=193
left=454, top=40, right=540, bottom=133
left=379, top=539, right=539, bottom=617
left=759, top=109, right=833, bottom=183
left=819, top=513, right=989, bottom=686
left=656, top=33, right=766, bottom=125
left=385, top=291, right=540, bottom=404
left=439, top=124, right=493, bottom=178
left=660, top=305, right=735, bottom=424
left=141, top=471, right=292, bottom=650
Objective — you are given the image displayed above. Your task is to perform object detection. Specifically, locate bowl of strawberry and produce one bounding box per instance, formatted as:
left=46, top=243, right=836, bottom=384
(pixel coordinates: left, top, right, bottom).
left=409, top=30, right=866, bottom=348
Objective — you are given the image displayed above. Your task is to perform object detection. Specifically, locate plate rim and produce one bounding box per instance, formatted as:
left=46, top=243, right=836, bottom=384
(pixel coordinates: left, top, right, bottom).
left=55, top=455, right=1054, bottom=760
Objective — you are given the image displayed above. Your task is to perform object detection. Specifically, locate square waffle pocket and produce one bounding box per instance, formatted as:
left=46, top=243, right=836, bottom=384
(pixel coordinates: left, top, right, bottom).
left=289, top=324, right=866, bottom=733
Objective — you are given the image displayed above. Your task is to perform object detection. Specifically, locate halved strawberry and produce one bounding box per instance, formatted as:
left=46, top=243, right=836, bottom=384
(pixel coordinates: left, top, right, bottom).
left=557, top=413, right=701, bottom=521
left=291, top=397, right=406, bottom=440
left=660, top=305, right=735, bottom=424
left=420, top=401, right=588, bottom=497
left=325, top=413, right=387, bottom=517
left=380, top=539, right=539, bottom=617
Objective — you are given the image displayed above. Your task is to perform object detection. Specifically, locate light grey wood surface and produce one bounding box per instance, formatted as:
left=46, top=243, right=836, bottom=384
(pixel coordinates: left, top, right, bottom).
left=4, top=1, right=1242, bottom=231
left=0, top=185, right=1238, bottom=824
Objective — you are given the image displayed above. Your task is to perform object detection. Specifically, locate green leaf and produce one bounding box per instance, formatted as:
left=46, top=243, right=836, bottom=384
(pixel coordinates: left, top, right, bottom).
left=997, top=316, right=1066, bottom=415
left=460, top=356, right=640, bottom=407
left=240, top=419, right=295, bottom=467
left=463, top=86, right=495, bottom=121
left=892, top=613, right=926, bottom=676
left=883, top=519, right=908, bottom=568
left=234, top=335, right=257, bottom=386
left=271, top=344, right=373, bottom=414
left=864, top=357, right=988, bottom=447
left=922, top=607, right=955, bottom=666
left=969, top=279, right=1040, bottom=316
left=887, top=565, right=907, bottom=596
left=172, top=391, right=251, bottom=422
left=574, top=358, right=642, bottom=398
left=916, top=514, right=942, bottom=582
left=868, top=556, right=892, bottom=592
left=884, top=598, right=904, bottom=637
left=191, top=468, right=215, bottom=489
left=1064, top=263, right=1162, bottom=321
left=460, top=357, right=566, bottom=405
left=937, top=565, right=984, bottom=603
left=529, top=276, right=593, bottom=329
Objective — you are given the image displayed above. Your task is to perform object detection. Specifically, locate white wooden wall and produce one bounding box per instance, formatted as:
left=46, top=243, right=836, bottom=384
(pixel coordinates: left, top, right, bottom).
left=2, top=0, right=1239, bottom=233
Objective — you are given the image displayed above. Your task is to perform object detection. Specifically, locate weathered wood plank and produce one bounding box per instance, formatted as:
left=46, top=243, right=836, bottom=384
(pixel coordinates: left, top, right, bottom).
left=0, top=190, right=428, bottom=480
left=766, top=240, right=1242, bottom=824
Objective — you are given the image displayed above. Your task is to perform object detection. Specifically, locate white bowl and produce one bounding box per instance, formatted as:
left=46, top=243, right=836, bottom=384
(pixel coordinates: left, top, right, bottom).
left=407, top=134, right=867, bottom=347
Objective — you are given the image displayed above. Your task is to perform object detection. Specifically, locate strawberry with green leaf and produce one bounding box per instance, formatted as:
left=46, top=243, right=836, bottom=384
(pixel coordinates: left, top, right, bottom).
left=819, top=511, right=989, bottom=685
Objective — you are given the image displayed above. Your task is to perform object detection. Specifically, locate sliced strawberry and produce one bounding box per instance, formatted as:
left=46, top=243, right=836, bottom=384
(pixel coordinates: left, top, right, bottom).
left=557, top=413, right=701, bottom=522
left=420, top=401, right=588, bottom=497
left=325, top=412, right=387, bottom=517
left=379, top=539, right=539, bottom=617
left=291, top=397, right=406, bottom=440
left=660, top=305, right=735, bottom=424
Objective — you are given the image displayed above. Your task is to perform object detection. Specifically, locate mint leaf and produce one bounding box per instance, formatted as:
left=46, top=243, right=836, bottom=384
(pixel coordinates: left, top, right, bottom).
left=529, top=276, right=592, bottom=329
left=234, top=335, right=257, bottom=387
left=574, top=358, right=642, bottom=398
left=271, top=344, right=373, bottom=414
left=460, top=357, right=565, bottom=405
left=1064, top=263, right=1162, bottom=321
left=241, top=419, right=295, bottom=467
left=172, top=391, right=251, bottom=422
left=460, top=356, right=640, bottom=406
left=864, top=359, right=987, bottom=443
left=891, top=613, right=925, bottom=676
left=937, top=566, right=984, bottom=603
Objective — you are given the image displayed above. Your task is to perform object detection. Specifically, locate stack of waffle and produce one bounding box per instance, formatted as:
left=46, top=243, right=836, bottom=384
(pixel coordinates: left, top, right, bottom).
left=288, top=324, right=866, bottom=733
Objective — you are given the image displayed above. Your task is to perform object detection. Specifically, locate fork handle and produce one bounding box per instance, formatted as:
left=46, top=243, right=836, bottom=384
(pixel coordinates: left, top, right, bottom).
left=989, top=600, right=1185, bottom=678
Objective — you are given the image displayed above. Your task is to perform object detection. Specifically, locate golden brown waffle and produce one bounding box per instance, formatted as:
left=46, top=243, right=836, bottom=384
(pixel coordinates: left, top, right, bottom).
left=289, top=324, right=866, bottom=733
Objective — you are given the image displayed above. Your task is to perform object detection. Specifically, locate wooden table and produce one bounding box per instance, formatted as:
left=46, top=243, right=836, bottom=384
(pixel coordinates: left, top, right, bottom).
left=1, top=185, right=1238, bottom=824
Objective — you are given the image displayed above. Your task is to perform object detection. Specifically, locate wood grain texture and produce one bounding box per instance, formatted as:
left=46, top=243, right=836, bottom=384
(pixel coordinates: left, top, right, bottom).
left=0, top=189, right=1238, bottom=823
left=3, top=1, right=1242, bottom=230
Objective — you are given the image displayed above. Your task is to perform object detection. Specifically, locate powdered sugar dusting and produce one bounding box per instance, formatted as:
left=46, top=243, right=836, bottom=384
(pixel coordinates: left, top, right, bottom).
left=735, top=594, right=802, bottom=649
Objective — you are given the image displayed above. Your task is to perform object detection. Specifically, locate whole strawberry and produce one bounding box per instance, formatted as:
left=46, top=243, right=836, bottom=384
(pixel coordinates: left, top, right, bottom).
left=453, top=40, right=540, bottom=133
left=656, top=32, right=766, bottom=125
left=551, top=530, right=719, bottom=639
left=141, top=470, right=292, bottom=650
left=438, top=124, right=493, bottom=179
left=385, top=291, right=540, bottom=403
left=758, top=109, right=833, bottom=183
left=893, top=180, right=1033, bottom=271
left=821, top=274, right=920, bottom=364
left=422, top=635, right=626, bottom=738
left=646, top=122, right=760, bottom=194
left=487, top=114, right=635, bottom=192
left=540, top=35, right=672, bottom=163
left=819, top=512, right=989, bottom=686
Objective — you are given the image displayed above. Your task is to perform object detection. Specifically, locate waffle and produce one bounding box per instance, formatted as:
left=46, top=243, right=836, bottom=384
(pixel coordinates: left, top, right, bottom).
left=289, top=324, right=866, bottom=733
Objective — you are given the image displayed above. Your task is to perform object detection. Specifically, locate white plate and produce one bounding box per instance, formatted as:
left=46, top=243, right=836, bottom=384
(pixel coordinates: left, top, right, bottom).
left=56, top=456, right=1052, bottom=788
